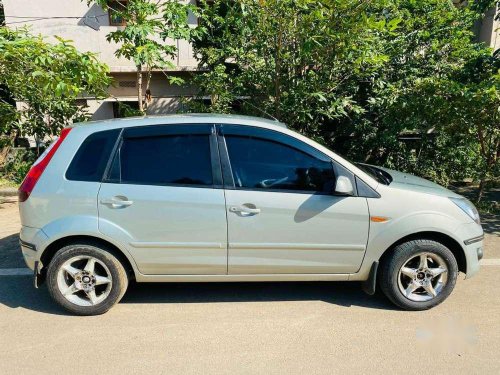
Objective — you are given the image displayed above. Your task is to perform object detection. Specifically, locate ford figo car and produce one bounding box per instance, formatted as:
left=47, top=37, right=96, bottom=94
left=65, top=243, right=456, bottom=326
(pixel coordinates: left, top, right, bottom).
left=18, top=115, right=484, bottom=315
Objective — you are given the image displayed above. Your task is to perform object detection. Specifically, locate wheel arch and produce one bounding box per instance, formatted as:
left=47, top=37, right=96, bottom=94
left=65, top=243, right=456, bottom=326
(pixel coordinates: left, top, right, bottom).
left=40, top=235, right=136, bottom=280
left=378, top=231, right=466, bottom=274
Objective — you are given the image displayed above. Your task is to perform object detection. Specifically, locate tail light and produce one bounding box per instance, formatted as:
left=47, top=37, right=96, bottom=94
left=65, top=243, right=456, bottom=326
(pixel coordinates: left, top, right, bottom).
left=18, top=127, right=72, bottom=202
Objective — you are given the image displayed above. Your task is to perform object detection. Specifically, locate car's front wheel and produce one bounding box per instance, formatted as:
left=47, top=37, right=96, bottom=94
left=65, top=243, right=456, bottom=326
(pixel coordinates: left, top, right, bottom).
left=46, top=243, right=128, bottom=315
left=379, top=239, right=458, bottom=310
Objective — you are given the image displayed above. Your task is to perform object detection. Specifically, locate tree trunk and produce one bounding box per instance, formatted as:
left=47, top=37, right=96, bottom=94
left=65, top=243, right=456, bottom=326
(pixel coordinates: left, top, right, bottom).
left=274, top=26, right=282, bottom=119
left=0, top=131, right=17, bottom=169
left=137, top=65, right=144, bottom=113
left=144, top=67, right=153, bottom=111
left=0, top=145, right=11, bottom=169
left=476, top=177, right=486, bottom=203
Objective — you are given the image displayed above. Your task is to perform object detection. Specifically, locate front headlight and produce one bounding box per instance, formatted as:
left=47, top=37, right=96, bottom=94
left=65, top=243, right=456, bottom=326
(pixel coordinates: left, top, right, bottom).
left=449, top=197, right=480, bottom=224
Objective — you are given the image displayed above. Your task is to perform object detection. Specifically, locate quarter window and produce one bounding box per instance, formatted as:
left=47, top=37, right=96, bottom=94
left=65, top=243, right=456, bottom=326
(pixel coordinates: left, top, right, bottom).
left=108, top=1, right=128, bottom=26
left=116, top=134, right=213, bottom=186
left=66, top=129, right=120, bottom=182
left=225, top=135, right=335, bottom=193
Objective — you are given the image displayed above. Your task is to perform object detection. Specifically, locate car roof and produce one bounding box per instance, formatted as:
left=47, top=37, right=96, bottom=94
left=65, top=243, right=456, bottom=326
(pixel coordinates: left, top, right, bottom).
left=72, top=113, right=287, bottom=131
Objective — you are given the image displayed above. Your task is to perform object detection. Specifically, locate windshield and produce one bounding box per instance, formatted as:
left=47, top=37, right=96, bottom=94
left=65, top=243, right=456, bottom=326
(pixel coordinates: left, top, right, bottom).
left=355, top=163, right=392, bottom=185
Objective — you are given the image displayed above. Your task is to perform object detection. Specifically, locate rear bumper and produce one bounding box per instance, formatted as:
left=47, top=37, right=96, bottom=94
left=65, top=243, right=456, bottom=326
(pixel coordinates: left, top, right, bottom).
left=19, top=226, right=48, bottom=271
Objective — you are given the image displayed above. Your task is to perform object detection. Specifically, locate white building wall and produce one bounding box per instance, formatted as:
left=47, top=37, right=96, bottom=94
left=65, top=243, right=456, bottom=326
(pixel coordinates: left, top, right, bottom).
left=3, top=0, right=200, bottom=120
left=2, top=0, right=198, bottom=72
left=86, top=100, right=114, bottom=121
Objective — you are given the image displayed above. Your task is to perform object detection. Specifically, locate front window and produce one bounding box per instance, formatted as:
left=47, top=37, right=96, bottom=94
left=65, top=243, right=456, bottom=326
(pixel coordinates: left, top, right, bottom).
left=225, top=135, right=336, bottom=193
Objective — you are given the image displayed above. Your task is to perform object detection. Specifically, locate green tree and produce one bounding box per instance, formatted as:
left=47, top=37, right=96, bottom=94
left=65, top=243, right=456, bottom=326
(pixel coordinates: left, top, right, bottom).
left=190, top=0, right=499, bottom=200
left=367, top=0, right=499, bottom=200
left=0, top=28, right=111, bottom=161
left=191, top=0, right=391, bottom=141
left=395, top=53, right=499, bottom=201
left=86, top=0, right=200, bottom=112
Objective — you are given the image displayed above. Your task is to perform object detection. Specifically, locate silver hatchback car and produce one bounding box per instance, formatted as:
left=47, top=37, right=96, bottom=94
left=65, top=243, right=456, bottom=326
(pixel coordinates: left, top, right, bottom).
left=18, top=115, right=484, bottom=315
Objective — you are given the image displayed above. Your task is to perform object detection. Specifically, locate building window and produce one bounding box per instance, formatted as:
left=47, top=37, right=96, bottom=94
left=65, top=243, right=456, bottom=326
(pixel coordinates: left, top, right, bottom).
left=108, top=1, right=128, bottom=26
left=118, top=80, right=136, bottom=88
left=113, top=101, right=139, bottom=118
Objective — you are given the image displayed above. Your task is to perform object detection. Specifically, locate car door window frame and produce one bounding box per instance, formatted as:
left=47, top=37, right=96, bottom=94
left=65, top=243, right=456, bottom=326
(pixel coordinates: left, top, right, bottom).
left=217, top=124, right=357, bottom=196
left=103, top=124, right=223, bottom=189
left=66, top=128, right=122, bottom=182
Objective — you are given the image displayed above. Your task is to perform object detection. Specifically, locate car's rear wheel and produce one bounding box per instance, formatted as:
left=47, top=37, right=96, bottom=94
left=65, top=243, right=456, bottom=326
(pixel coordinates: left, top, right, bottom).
left=47, top=244, right=128, bottom=315
left=379, top=239, right=458, bottom=310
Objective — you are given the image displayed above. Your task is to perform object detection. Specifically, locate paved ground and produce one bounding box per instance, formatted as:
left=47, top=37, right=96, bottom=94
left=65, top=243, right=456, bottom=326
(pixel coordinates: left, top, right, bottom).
left=0, top=198, right=499, bottom=374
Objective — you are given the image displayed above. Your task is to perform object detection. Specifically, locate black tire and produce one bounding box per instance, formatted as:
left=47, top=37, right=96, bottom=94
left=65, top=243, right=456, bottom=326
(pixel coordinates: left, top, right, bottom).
left=46, top=243, right=128, bottom=316
left=379, top=239, right=458, bottom=311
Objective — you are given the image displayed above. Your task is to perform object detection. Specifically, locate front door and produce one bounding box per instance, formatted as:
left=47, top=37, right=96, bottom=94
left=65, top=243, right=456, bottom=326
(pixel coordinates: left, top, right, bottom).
left=98, top=124, right=228, bottom=275
left=220, top=125, right=369, bottom=274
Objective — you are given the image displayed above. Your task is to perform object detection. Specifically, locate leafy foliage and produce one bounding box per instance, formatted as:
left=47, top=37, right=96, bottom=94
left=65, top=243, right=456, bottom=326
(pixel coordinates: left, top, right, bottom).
left=88, top=0, right=197, bottom=69
left=189, top=0, right=499, bottom=199
left=395, top=52, right=500, bottom=198
left=85, top=0, right=202, bottom=111
left=2, top=148, right=38, bottom=184
left=191, top=0, right=390, bottom=137
left=0, top=28, right=111, bottom=140
left=367, top=0, right=500, bottom=199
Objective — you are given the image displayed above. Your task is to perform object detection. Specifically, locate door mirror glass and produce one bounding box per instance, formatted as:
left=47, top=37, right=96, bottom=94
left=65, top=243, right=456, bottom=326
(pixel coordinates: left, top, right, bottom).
left=334, top=175, right=354, bottom=196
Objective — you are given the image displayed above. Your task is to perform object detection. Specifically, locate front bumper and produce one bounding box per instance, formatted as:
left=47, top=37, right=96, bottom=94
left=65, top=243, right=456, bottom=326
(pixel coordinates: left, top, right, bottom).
left=459, top=222, right=484, bottom=279
left=463, top=240, right=484, bottom=279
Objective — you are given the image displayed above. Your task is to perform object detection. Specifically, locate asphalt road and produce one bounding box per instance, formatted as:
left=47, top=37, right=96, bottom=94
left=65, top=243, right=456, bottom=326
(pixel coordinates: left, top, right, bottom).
left=1, top=198, right=499, bottom=374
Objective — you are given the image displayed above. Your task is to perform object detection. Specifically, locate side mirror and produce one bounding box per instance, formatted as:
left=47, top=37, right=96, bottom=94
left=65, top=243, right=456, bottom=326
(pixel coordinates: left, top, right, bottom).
left=334, top=175, right=354, bottom=196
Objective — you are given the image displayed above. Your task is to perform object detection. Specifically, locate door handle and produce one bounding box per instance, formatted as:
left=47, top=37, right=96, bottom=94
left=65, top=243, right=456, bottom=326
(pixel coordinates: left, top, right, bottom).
left=100, top=196, right=134, bottom=208
left=229, top=204, right=261, bottom=215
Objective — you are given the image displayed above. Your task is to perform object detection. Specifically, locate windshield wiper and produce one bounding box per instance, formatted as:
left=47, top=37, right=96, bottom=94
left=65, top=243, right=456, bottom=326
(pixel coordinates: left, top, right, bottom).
left=356, top=163, right=392, bottom=185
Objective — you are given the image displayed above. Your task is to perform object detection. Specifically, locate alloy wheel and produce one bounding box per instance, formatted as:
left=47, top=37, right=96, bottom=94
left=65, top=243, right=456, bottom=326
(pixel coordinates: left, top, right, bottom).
left=56, top=255, right=113, bottom=306
left=397, top=252, right=448, bottom=302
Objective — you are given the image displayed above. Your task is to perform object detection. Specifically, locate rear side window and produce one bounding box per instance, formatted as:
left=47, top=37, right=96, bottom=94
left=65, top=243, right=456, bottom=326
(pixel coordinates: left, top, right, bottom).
left=113, top=134, right=213, bottom=186
left=225, top=135, right=335, bottom=193
left=66, top=129, right=120, bottom=182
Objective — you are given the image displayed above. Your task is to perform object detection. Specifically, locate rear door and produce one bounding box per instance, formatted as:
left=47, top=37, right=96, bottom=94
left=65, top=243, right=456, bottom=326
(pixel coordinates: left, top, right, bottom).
left=98, top=124, right=228, bottom=275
